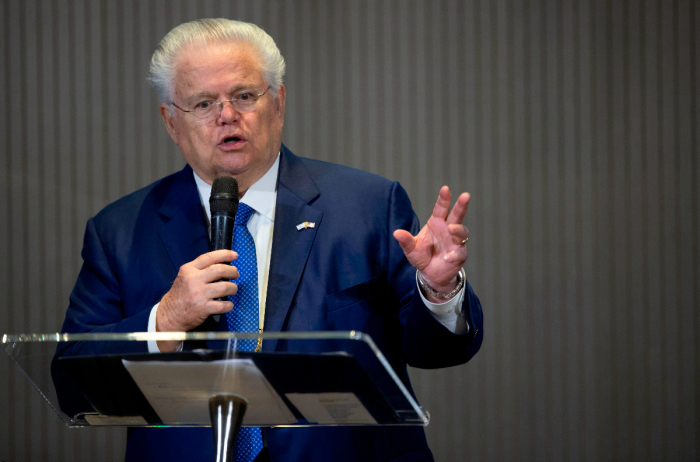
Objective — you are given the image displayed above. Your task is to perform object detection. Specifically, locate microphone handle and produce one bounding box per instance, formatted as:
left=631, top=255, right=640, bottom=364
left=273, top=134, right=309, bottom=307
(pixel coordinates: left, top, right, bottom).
left=210, top=212, right=236, bottom=302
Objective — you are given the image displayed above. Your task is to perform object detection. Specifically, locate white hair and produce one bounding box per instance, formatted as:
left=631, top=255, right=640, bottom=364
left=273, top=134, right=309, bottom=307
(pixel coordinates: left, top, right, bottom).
left=147, top=18, right=286, bottom=104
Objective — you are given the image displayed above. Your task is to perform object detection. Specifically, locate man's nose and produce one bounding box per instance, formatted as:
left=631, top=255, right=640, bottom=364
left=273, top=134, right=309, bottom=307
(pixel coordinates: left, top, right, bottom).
left=218, top=100, right=239, bottom=123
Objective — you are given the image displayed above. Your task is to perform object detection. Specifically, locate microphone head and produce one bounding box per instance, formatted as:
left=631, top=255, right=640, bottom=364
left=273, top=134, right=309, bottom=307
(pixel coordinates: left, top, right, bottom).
left=210, top=176, right=239, bottom=214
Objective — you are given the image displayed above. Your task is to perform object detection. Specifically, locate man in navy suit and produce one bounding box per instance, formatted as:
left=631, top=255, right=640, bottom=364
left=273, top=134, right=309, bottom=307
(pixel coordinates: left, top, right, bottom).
left=58, top=19, right=482, bottom=462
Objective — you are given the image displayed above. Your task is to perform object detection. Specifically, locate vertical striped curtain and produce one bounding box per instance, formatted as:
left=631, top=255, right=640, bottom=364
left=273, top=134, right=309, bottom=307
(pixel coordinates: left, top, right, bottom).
left=1, top=1, right=698, bottom=460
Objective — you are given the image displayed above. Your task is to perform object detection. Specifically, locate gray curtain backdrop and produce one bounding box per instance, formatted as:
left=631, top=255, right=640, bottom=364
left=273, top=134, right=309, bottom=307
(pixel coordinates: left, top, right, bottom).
left=1, top=0, right=698, bottom=460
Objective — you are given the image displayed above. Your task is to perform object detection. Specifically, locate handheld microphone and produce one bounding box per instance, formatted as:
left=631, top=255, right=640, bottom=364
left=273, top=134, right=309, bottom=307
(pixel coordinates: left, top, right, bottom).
left=210, top=176, right=239, bottom=302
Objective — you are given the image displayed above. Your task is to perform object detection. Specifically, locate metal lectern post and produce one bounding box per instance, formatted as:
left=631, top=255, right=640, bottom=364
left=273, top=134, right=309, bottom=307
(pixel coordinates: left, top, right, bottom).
left=209, top=393, right=248, bottom=462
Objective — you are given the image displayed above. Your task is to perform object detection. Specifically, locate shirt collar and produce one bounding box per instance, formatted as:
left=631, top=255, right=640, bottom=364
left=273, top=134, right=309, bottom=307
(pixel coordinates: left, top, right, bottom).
left=193, top=153, right=280, bottom=222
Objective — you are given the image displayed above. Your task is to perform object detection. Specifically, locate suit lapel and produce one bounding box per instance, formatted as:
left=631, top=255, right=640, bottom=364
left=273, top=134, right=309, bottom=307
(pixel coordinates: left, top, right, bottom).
left=153, top=154, right=322, bottom=347
left=264, top=147, right=322, bottom=351
left=157, top=165, right=210, bottom=274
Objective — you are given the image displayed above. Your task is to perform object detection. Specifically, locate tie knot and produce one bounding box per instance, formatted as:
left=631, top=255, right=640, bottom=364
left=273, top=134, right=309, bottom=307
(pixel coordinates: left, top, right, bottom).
left=236, top=202, right=255, bottom=226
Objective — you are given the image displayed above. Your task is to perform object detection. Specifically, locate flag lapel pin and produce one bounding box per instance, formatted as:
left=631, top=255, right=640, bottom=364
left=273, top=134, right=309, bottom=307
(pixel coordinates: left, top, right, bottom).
left=296, top=222, right=316, bottom=230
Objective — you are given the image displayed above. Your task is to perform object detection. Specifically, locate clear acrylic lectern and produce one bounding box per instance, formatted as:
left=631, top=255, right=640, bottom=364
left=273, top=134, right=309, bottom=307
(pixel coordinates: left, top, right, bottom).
left=2, top=331, right=429, bottom=461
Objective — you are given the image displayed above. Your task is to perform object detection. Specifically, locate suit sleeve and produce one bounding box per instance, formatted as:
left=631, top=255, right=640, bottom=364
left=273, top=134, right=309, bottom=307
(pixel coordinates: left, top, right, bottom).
left=387, top=181, right=484, bottom=369
left=51, top=217, right=155, bottom=418
left=57, top=217, right=152, bottom=357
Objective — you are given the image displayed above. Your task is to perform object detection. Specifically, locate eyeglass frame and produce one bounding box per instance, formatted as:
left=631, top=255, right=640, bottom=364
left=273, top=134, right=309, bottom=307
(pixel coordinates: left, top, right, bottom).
left=170, top=86, right=271, bottom=121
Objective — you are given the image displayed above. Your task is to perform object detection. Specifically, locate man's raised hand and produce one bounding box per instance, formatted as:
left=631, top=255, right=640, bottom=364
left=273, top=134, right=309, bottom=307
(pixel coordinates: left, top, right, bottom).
left=393, top=186, right=470, bottom=300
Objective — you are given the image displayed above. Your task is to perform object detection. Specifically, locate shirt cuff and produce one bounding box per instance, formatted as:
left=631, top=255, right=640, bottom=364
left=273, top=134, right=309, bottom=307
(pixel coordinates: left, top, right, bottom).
left=147, top=303, right=160, bottom=353
left=147, top=303, right=183, bottom=353
left=416, top=272, right=470, bottom=335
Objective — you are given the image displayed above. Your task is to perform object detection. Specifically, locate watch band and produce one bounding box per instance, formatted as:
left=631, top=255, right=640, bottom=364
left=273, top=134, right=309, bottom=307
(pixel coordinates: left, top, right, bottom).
left=417, top=268, right=465, bottom=300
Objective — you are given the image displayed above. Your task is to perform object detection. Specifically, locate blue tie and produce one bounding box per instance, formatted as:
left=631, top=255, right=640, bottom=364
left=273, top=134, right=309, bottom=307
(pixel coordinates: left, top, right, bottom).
left=226, top=202, right=263, bottom=462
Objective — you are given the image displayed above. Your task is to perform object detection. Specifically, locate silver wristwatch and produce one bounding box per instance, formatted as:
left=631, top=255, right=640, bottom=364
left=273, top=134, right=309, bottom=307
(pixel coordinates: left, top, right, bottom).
left=417, top=268, right=465, bottom=300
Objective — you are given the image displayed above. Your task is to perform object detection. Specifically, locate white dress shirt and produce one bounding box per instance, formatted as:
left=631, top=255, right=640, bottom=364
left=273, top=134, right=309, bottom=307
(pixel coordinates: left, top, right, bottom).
left=148, top=154, right=467, bottom=352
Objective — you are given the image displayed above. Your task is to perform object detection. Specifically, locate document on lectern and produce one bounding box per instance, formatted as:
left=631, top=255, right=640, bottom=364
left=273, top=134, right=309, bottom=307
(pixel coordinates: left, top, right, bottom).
left=122, top=358, right=296, bottom=425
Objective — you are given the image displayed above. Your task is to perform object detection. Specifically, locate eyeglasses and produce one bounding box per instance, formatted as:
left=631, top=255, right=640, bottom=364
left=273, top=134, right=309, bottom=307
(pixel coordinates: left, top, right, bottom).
left=171, top=86, right=270, bottom=122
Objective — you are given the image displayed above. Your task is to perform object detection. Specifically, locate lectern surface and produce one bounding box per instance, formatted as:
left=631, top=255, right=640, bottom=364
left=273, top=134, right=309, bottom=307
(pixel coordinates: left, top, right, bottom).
left=2, top=331, right=429, bottom=428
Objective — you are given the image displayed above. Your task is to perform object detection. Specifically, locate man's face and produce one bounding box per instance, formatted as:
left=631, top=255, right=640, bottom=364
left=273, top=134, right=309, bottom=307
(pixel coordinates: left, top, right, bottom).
left=160, top=42, right=286, bottom=191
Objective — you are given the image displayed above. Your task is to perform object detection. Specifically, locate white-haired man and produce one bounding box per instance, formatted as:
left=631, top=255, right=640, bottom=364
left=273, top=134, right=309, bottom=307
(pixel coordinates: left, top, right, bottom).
left=58, top=19, right=483, bottom=462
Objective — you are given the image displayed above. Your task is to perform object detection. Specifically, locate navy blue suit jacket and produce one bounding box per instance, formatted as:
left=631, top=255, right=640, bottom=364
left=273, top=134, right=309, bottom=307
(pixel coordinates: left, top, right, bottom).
left=58, top=146, right=483, bottom=461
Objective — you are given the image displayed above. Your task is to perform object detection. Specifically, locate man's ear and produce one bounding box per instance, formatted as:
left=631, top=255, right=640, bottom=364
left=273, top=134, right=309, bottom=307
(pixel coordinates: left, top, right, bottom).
left=274, top=84, right=286, bottom=123
left=160, top=103, right=179, bottom=146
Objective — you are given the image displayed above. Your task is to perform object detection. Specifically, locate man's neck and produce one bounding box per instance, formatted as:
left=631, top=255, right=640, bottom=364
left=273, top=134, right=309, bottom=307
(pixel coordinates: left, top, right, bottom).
left=192, top=153, right=280, bottom=222
left=196, top=153, right=281, bottom=198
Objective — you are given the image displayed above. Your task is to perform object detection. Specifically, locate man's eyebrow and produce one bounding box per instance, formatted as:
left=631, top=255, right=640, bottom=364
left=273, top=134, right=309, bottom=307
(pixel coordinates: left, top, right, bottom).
left=184, top=85, right=261, bottom=104
left=185, top=91, right=218, bottom=105
left=228, top=84, right=259, bottom=94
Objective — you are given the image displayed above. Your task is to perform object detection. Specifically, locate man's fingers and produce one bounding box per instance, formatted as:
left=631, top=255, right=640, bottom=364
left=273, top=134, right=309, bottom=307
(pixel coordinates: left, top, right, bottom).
left=206, top=299, right=235, bottom=315
left=443, top=247, right=468, bottom=264
left=191, top=250, right=238, bottom=270
left=448, top=224, right=469, bottom=245
left=202, top=263, right=239, bottom=283
left=393, top=229, right=417, bottom=254
left=446, top=192, right=470, bottom=225
left=205, top=280, right=238, bottom=300
left=431, top=186, right=452, bottom=220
